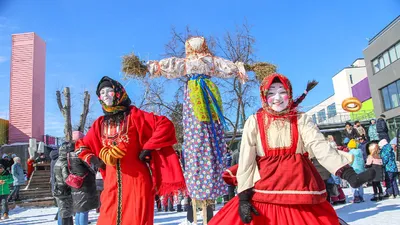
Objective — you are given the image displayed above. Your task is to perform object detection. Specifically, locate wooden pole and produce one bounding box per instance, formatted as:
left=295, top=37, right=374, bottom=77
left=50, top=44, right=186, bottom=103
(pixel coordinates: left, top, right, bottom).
left=202, top=200, right=208, bottom=225
left=192, top=198, right=197, bottom=224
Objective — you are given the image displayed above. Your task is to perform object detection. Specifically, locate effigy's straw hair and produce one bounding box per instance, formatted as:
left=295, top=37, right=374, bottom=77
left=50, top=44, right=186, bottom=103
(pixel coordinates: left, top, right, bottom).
left=122, top=53, right=148, bottom=78
left=245, top=62, right=277, bottom=82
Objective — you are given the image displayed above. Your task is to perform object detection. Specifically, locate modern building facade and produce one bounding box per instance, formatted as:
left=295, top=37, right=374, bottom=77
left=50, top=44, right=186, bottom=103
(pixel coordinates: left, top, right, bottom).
left=363, top=16, right=400, bottom=139
left=8, top=33, right=46, bottom=143
left=306, top=59, right=375, bottom=127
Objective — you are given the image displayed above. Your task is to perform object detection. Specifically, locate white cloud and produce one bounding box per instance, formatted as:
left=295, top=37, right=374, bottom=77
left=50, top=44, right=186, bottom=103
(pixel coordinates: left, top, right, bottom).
left=0, top=56, right=7, bottom=63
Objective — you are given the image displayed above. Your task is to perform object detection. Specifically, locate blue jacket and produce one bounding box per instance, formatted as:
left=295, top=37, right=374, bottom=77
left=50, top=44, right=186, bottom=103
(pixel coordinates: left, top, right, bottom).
left=11, top=163, right=25, bottom=186
left=368, top=124, right=379, bottom=141
left=349, top=148, right=366, bottom=174
left=380, top=144, right=398, bottom=173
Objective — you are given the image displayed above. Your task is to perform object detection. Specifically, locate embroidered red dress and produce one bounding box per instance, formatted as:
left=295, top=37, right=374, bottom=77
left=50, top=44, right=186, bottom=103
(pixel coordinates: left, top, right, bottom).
left=209, top=74, right=350, bottom=225
left=76, top=106, right=185, bottom=225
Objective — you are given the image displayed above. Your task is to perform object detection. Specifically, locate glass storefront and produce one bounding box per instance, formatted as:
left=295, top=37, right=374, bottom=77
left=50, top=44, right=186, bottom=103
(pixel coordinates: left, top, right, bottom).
left=387, top=115, right=400, bottom=140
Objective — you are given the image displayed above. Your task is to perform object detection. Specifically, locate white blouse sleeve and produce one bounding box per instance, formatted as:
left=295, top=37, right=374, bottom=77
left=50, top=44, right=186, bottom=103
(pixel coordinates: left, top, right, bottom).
left=299, top=114, right=350, bottom=175
left=147, top=57, right=186, bottom=79
left=237, top=115, right=261, bottom=193
left=212, top=56, right=247, bottom=80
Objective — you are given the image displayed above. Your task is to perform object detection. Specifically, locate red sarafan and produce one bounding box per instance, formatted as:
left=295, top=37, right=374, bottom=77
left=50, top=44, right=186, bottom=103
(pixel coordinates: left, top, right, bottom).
left=209, top=73, right=364, bottom=225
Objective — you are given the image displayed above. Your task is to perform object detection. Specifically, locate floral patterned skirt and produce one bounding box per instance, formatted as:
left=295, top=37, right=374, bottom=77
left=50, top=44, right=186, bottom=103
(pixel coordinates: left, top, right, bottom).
left=182, top=87, right=228, bottom=200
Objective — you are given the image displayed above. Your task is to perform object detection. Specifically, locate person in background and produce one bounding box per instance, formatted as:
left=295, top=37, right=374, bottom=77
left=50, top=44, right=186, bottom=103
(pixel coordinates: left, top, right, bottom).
left=9, top=157, right=25, bottom=202
left=69, top=130, right=100, bottom=225
left=390, top=137, right=400, bottom=181
left=359, top=136, right=368, bottom=162
left=327, top=135, right=338, bottom=149
left=337, top=138, right=350, bottom=153
left=69, top=149, right=100, bottom=225
left=343, top=122, right=360, bottom=140
left=366, top=141, right=385, bottom=201
left=354, top=121, right=366, bottom=138
left=379, top=139, right=399, bottom=199
left=26, top=158, right=35, bottom=180
left=376, top=114, right=390, bottom=142
left=53, top=142, right=74, bottom=225
left=0, top=155, right=13, bottom=173
left=348, top=139, right=366, bottom=203
left=329, top=175, right=346, bottom=205
left=0, top=164, right=13, bottom=219
left=368, top=119, right=379, bottom=141
left=50, top=149, right=60, bottom=221
left=390, top=137, right=398, bottom=160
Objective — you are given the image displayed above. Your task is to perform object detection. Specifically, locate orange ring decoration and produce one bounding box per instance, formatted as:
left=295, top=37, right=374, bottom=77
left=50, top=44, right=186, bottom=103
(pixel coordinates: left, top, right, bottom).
left=342, top=97, right=362, bottom=112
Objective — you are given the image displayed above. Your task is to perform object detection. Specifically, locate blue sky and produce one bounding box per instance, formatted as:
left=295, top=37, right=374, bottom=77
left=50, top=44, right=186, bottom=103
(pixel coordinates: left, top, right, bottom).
left=0, top=0, right=399, bottom=137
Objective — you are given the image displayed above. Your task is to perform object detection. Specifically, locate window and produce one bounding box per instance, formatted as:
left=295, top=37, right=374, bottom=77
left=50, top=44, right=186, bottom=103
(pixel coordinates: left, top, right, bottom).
left=372, top=41, right=400, bottom=74
left=397, top=80, right=400, bottom=101
left=312, top=114, right=317, bottom=123
left=389, top=46, right=398, bottom=63
left=383, top=52, right=390, bottom=67
left=381, top=79, right=400, bottom=111
left=388, top=82, right=400, bottom=108
left=327, top=103, right=337, bottom=118
left=396, top=42, right=400, bottom=59
left=382, top=87, right=392, bottom=111
left=373, top=59, right=380, bottom=73
left=317, top=109, right=326, bottom=123
left=349, top=74, right=353, bottom=84
left=379, top=56, right=385, bottom=68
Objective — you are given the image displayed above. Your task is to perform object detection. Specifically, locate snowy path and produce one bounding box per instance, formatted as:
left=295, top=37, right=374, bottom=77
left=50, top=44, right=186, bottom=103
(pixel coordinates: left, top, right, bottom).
left=2, top=187, right=400, bottom=225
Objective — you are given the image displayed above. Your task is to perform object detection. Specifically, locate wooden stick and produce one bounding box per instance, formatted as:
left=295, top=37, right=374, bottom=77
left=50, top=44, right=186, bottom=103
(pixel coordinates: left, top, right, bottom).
left=202, top=200, right=208, bottom=225
left=192, top=198, right=197, bottom=224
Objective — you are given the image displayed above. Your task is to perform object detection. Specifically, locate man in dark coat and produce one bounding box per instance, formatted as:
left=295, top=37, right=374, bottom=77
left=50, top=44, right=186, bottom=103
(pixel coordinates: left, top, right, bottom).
left=53, top=142, right=74, bottom=225
left=342, top=122, right=360, bottom=140
left=376, top=114, right=390, bottom=142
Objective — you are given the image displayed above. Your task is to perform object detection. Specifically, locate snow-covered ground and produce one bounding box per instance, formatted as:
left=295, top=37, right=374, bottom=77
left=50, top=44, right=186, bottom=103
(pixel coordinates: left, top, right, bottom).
left=2, top=187, right=400, bottom=225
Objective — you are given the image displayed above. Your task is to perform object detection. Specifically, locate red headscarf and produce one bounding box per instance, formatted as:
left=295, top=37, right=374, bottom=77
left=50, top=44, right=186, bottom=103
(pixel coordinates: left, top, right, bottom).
left=259, top=73, right=296, bottom=118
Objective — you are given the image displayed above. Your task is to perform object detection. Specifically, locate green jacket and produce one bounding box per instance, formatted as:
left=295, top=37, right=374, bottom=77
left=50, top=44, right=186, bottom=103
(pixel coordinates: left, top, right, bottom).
left=0, top=170, right=14, bottom=195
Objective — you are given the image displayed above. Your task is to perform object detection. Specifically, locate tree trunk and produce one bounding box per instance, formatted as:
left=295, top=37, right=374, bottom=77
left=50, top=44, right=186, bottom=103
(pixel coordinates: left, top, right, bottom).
left=56, top=87, right=72, bottom=142
left=78, top=91, right=90, bottom=133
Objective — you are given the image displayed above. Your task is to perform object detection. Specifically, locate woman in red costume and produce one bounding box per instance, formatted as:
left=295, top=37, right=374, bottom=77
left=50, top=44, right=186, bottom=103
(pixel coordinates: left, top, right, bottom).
left=75, top=76, right=186, bottom=225
left=209, top=73, right=375, bottom=225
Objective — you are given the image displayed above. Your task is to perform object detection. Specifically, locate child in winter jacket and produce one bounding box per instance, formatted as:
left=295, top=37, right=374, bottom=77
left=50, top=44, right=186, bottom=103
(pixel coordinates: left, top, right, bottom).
left=329, top=175, right=346, bottom=205
left=379, top=139, right=399, bottom=198
left=0, top=164, right=13, bottom=219
left=366, top=141, right=385, bottom=201
left=348, top=139, right=365, bottom=203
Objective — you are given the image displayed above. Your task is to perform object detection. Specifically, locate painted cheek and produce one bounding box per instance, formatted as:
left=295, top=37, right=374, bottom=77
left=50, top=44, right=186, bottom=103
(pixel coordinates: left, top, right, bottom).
left=109, top=92, right=115, bottom=97
left=283, top=95, right=289, bottom=101
left=267, top=96, right=274, bottom=105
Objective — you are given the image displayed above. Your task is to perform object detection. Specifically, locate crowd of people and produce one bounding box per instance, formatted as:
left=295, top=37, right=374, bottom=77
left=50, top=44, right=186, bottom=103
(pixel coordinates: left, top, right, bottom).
left=0, top=153, right=27, bottom=220
left=0, top=36, right=399, bottom=225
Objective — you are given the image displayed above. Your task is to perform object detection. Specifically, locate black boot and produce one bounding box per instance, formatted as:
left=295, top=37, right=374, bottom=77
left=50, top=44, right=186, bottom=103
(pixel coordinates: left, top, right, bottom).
left=177, top=204, right=183, bottom=212
left=54, top=213, right=58, bottom=220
